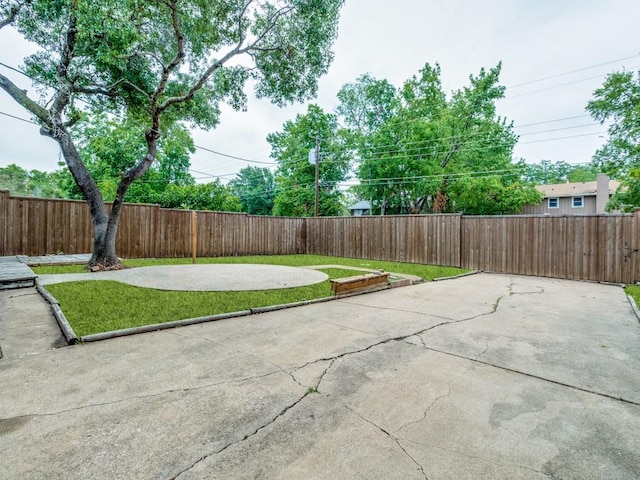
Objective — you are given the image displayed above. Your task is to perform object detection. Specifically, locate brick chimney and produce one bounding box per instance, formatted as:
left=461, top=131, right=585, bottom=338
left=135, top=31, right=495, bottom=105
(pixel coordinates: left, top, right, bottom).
left=596, top=173, right=609, bottom=214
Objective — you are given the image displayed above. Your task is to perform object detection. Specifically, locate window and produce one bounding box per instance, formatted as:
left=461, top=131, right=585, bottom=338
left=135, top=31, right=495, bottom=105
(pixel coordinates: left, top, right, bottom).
left=548, top=197, right=559, bottom=209
left=572, top=196, right=584, bottom=208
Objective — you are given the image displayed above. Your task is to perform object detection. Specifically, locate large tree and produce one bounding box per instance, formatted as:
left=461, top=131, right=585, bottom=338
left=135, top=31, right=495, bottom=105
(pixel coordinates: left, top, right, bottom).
left=587, top=69, right=640, bottom=178
left=587, top=69, right=640, bottom=211
left=348, top=63, right=539, bottom=215
left=0, top=0, right=344, bottom=267
left=269, top=104, right=350, bottom=216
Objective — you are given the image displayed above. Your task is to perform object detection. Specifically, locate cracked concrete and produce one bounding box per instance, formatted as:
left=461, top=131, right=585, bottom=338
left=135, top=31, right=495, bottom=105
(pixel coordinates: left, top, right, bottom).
left=1, top=273, right=640, bottom=479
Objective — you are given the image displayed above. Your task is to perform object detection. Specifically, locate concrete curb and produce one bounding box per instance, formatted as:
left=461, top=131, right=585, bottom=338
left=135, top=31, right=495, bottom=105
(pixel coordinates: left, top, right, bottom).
left=33, top=271, right=446, bottom=344
left=250, top=296, right=335, bottom=314
left=627, top=294, right=640, bottom=323
left=36, top=284, right=78, bottom=345
left=80, top=310, right=252, bottom=343
left=433, top=269, right=480, bottom=281
left=81, top=286, right=390, bottom=343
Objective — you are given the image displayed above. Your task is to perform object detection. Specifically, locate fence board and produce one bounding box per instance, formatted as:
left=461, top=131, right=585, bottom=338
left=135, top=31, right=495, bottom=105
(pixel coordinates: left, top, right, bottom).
left=0, top=190, right=8, bottom=256
left=1, top=191, right=639, bottom=284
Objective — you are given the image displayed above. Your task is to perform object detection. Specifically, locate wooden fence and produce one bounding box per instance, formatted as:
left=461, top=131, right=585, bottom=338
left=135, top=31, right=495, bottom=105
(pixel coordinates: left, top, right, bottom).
left=2, top=189, right=639, bottom=284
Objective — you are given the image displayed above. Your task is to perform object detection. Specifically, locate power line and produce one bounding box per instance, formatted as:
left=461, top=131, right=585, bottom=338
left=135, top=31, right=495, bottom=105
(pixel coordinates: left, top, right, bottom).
left=0, top=110, right=38, bottom=125
left=503, top=66, right=640, bottom=100
left=519, top=131, right=607, bottom=144
left=0, top=59, right=613, bottom=177
left=518, top=122, right=609, bottom=137
left=193, top=144, right=276, bottom=165
left=505, top=53, right=639, bottom=89
left=0, top=106, right=608, bottom=172
left=0, top=62, right=276, bottom=167
left=515, top=114, right=591, bottom=129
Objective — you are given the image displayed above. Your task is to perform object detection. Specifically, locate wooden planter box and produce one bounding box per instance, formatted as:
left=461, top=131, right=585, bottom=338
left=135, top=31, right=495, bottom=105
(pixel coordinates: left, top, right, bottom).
left=330, top=271, right=390, bottom=296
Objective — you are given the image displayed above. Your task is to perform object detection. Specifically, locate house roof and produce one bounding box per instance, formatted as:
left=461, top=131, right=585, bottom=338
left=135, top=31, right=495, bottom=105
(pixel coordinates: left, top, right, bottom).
left=536, top=179, right=620, bottom=198
left=348, top=200, right=371, bottom=210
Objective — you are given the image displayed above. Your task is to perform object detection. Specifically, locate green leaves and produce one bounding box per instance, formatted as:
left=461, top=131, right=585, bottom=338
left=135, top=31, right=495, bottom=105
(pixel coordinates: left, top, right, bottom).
left=0, top=163, right=67, bottom=198
left=521, top=160, right=598, bottom=185
left=229, top=166, right=275, bottom=215
left=339, top=62, right=528, bottom=215
left=269, top=104, right=350, bottom=217
left=4, top=0, right=344, bottom=195
left=153, top=182, right=241, bottom=212
left=587, top=70, right=640, bottom=180
left=586, top=69, right=640, bottom=210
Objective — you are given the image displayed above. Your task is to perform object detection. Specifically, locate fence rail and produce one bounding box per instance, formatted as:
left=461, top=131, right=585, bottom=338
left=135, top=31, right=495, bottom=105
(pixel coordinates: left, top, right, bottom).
left=2, top=190, right=639, bottom=284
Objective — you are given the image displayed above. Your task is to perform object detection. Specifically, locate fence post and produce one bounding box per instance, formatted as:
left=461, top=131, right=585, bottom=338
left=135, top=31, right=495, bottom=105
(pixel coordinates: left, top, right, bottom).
left=191, top=210, right=197, bottom=264
left=0, top=190, right=8, bottom=256
left=457, top=214, right=463, bottom=268
left=634, top=208, right=640, bottom=284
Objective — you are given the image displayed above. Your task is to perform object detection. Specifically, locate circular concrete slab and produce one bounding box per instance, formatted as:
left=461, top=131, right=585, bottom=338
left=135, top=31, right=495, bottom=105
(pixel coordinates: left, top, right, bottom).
left=37, top=264, right=329, bottom=291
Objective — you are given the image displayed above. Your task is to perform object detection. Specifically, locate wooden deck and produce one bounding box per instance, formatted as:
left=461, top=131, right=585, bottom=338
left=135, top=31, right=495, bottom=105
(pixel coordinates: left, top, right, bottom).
left=20, top=253, right=91, bottom=266
left=0, top=256, right=37, bottom=290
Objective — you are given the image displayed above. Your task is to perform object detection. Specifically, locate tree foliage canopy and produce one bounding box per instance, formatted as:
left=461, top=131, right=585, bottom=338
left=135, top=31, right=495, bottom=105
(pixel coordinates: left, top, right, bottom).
left=336, top=63, right=540, bottom=215
left=520, top=159, right=598, bottom=185
left=268, top=104, right=350, bottom=216
left=0, top=0, right=344, bottom=265
left=587, top=70, right=640, bottom=177
left=586, top=69, right=640, bottom=212
left=0, top=163, right=66, bottom=197
left=229, top=166, right=275, bottom=215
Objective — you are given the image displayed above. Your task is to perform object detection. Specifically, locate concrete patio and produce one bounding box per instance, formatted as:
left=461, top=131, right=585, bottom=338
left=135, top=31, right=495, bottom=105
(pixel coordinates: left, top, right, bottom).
left=0, top=272, right=639, bottom=479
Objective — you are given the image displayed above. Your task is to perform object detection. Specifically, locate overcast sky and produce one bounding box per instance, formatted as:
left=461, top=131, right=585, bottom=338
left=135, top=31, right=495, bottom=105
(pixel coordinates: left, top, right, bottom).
left=1, top=0, right=639, bottom=184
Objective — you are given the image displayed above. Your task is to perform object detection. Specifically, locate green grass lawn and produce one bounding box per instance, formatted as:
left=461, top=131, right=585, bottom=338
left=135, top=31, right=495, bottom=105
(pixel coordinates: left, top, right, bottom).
left=625, top=285, right=640, bottom=307
left=46, top=280, right=334, bottom=337
left=36, top=255, right=469, bottom=337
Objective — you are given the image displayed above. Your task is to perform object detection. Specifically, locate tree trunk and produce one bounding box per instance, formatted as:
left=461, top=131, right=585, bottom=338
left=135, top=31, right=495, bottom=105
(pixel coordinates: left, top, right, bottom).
left=89, top=214, right=120, bottom=268
left=56, top=128, right=125, bottom=269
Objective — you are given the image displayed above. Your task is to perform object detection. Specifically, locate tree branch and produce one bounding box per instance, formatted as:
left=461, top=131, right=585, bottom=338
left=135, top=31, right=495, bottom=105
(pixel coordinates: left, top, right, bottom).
left=50, top=15, right=78, bottom=117
left=72, top=84, right=117, bottom=96
left=157, top=4, right=294, bottom=113
left=0, top=0, right=31, bottom=30
left=150, top=0, right=185, bottom=113
left=0, top=72, right=51, bottom=126
left=236, top=0, right=254, bottom=46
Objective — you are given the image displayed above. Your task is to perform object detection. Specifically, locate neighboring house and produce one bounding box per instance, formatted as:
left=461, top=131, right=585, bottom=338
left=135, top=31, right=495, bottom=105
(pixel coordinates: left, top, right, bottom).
left=521, top=173, right=620, bottom=215
left=348, top=200, right=371, bottom=216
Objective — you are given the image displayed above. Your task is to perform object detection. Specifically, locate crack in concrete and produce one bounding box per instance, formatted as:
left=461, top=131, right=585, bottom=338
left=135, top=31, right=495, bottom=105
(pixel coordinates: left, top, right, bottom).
left=313, top=358, right=336, bottom=393
left=346, top=406, right=429, bottom=480
left=404, top=439, right=554, bottom=478
left=337, top=299, right=453, bottom=321
left=0, top=370, right=284, bottom=421
left=170, top=389, right=313, bottom=480
left=163, top=283, right=514, bottom=479
left=289, top=290, right=508, bottom=391
left=396, top=367, right=472, bottom=435
left=169, top=361, right=336, bottom=480
left=421, top=345, right=640, bottom=407
left=388, top=287, right=511, bottom=434
left=396, top=342, right=490, bottom=435
left=511, top=288, right=545, bottom=296
left=506, top=278, right=545, bottom=296
left=168, top=330, right=305, bottom=388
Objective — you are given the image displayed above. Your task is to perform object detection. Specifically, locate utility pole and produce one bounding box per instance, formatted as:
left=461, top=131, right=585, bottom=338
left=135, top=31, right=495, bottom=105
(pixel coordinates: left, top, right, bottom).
left=314, top=136, right=320, bottom=217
